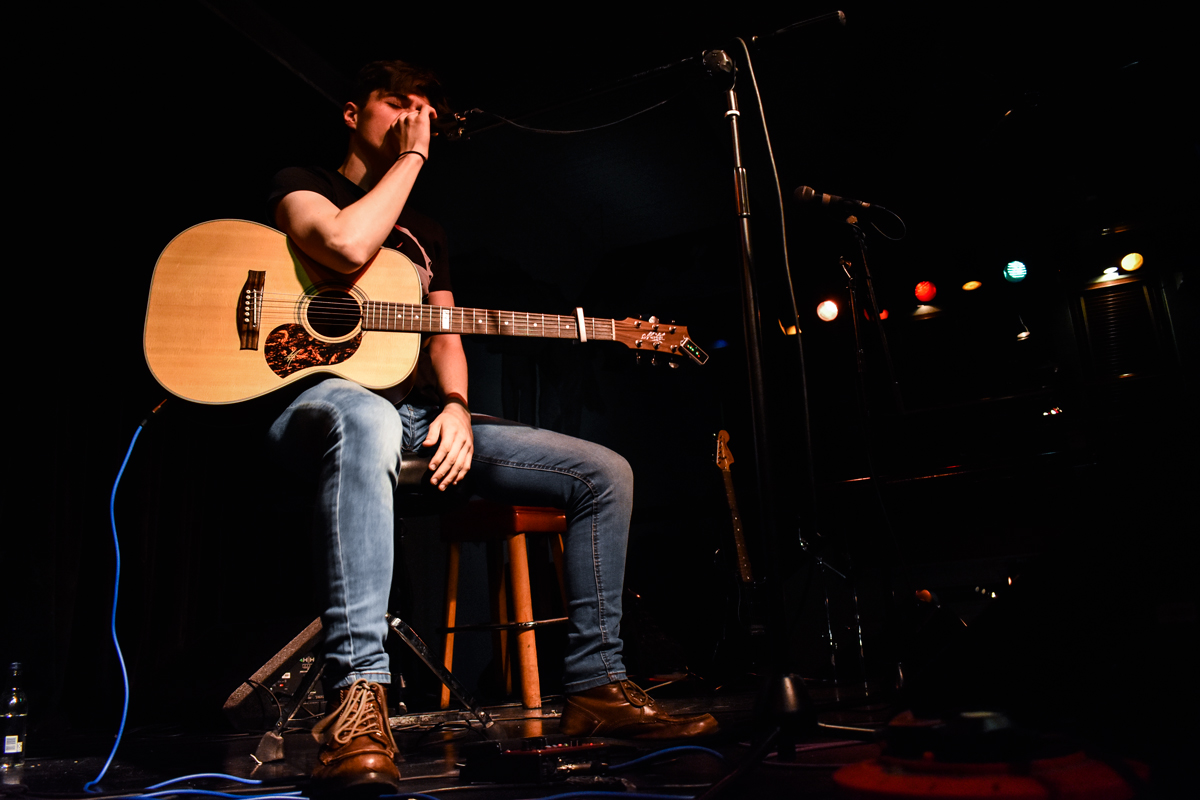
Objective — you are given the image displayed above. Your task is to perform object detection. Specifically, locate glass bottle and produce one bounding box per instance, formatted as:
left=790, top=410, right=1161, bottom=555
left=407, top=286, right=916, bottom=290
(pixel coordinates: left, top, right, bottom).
left=1, top=663, right=27, bottom=768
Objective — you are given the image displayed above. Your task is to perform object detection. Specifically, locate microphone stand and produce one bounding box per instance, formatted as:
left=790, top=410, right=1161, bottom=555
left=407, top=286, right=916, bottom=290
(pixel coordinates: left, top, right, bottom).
left=843, top=216, right=903, bottom=417
left=842, top=214, right=906, bottom=567
left=703, top=48, right=816, bottom=748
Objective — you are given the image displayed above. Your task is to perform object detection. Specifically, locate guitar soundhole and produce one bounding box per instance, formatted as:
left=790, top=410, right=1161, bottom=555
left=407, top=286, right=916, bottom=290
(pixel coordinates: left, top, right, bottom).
left=306, top=290, right=361, bottom=338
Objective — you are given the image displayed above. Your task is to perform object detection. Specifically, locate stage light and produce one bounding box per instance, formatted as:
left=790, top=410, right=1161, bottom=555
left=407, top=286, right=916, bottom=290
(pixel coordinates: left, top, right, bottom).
left=817, top=301, right=839, bottom=321
left=1121, top=253, right=1143, bottom=271
left=962, top=280, right=982, bottom=291
left=1004, top=261, right=1027, bottom=282
left=862, top=309, right=890, bottom=320
left=778, top=319, right=798, bottom=336
left=1017, top=315, right=1031, bottom=341
left=914, top=281, right=937, bottom=302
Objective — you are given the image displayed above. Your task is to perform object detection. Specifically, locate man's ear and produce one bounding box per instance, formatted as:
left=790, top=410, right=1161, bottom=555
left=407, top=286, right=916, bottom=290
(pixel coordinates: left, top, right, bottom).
left=343, top=101, right=359, bottom=130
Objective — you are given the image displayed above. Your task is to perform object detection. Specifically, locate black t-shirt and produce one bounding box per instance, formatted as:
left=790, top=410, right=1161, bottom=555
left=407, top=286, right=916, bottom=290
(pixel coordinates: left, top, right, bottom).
left=267, top=165, right=453, bottom=405
left=267, top=165, right=452, bottom=299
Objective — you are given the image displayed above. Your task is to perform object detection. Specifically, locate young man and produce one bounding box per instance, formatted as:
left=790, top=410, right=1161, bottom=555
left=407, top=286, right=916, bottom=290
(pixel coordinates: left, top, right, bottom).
left=266, top=62, right=717, bottom=794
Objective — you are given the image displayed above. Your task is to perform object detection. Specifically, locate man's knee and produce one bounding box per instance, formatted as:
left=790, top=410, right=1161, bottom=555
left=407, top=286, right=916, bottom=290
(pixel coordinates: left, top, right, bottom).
left=322, top=382, right=400, bottom=436
left=587, top=445, right=633, bottom=504
left=270, top=380, right=403, bottom=472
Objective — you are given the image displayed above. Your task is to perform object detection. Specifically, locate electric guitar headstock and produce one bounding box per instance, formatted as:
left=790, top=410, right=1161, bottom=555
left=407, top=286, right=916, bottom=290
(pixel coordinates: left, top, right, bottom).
left=715, top=430, right=734, bottom=472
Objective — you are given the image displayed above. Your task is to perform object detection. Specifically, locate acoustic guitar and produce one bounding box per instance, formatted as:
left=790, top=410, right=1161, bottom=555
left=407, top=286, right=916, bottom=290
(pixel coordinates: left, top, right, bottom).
left=143, top=220, right=708, bottom=404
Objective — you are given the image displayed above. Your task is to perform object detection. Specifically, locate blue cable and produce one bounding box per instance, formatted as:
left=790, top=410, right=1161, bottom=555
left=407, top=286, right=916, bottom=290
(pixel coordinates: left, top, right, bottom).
left=608, top=746, right=725, bottom=772
left=101, top=789, right=299, bottom=800
left=83, top=414, right=305, bottom=800
left=84, top=424, right=143, bottom=793
left=143, top=792, right=304, bottom=799
left=146, top=774, right=265, bottom=790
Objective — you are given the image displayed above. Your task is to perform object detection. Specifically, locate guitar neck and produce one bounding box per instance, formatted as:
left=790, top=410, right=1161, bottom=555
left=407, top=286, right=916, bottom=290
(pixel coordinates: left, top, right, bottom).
left=721, top=469, right=756, bottom=585
left=362, top=302, right=617, bottom=341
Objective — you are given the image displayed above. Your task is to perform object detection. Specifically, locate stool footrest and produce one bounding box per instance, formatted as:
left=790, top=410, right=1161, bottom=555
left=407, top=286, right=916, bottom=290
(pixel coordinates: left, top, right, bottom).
left=444, top=617, right=569, bottom=633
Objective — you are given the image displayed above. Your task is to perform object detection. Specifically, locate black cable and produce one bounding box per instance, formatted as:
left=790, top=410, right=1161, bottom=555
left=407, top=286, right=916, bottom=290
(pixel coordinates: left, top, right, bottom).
left=476, top=91, right=686, bottom=135
left=691, top=726, right=781, bottom=800
left=732, top=37, right=818, bottom=546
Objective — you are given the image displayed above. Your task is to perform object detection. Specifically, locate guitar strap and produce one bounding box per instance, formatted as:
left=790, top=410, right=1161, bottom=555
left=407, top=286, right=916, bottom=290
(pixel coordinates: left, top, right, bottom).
left=394, top=224, right=434, bottom=296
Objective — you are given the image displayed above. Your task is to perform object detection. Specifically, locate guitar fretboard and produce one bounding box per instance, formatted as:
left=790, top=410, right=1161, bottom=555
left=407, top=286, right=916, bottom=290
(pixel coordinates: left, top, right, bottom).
left=361, top=302, right=616, bottom=341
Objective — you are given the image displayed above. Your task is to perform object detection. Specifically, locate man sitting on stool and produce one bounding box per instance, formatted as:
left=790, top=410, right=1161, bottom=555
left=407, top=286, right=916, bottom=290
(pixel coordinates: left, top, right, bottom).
left=266, top=60, right=718, bottom=795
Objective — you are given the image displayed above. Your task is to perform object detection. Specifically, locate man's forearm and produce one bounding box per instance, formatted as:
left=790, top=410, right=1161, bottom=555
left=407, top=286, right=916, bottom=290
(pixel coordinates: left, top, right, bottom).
left=428, top=333, right=469, bottom=410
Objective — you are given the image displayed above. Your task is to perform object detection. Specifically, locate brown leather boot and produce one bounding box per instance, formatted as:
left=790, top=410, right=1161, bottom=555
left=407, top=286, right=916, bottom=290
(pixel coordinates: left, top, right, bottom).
left=311, top=680, right=400, bottom=795
left=560, top=680, right=719, bottom=739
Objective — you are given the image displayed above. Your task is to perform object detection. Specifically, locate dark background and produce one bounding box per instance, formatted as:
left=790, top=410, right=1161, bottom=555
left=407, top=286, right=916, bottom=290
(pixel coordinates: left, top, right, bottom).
left=9, top=0, right=1196, bottom=755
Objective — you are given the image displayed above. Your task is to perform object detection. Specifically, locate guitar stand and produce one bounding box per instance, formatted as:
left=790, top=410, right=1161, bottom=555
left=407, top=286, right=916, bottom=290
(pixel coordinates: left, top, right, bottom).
left=385, top=613, right=495, bottom=729
left=226, top=614, right=494, bottom=765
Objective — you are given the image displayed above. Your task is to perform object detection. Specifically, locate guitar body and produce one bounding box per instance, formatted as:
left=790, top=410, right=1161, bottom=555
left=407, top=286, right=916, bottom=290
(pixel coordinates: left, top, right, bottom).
left=144, top=219, right=422, bottom=404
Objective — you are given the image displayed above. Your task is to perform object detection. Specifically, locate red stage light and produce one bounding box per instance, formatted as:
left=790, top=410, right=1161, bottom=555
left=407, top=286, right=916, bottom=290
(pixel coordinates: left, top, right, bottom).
left=915, top=281, right=937, bottom=302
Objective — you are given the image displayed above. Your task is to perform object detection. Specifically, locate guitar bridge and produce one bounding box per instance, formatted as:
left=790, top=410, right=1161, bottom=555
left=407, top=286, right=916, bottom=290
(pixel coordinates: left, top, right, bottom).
left=238, top=270, right=265, bottom=350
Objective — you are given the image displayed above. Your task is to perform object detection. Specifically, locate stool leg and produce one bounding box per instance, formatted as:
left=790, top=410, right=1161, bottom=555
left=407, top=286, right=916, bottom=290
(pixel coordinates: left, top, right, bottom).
left=507, top=533, right=542, bottom=709
left=489, top=541, right=513, bottom=695
left=440, top=541, right=461, bottom=710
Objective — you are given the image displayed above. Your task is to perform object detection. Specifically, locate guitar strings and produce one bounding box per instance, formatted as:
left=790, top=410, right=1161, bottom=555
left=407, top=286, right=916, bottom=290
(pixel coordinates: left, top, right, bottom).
left=255, top=297, right=650, bottom=332
left=247, top=292, right=658, bottom=339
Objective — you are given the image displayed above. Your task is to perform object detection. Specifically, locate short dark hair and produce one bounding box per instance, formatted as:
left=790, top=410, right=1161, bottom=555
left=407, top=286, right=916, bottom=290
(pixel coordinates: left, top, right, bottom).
left=351, top=60, right=451, bottom=117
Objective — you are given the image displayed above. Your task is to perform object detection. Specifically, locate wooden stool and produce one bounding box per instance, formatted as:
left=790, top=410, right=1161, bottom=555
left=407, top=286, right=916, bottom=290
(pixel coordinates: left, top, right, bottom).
left=440, top=501, right=568, bottom=709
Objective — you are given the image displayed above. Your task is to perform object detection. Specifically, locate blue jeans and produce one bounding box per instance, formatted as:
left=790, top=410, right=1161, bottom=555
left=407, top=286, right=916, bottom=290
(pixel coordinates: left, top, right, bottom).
left=266, top=379, right=632, bottom=693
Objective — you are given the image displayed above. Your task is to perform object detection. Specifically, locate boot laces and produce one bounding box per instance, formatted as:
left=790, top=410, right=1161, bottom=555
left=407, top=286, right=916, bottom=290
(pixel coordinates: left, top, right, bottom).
left=328, top=681, right=389, bottom=746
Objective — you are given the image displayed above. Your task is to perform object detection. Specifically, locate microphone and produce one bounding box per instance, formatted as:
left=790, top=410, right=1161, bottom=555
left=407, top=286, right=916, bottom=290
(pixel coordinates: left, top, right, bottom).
left=793, top=185, right=878, bottom=212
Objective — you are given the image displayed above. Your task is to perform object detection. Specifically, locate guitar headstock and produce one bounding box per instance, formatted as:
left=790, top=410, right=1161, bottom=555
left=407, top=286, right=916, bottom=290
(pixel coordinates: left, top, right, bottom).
left=715, top=430, right=734, bottom=471
left=612, top=316, right=709, bottom=366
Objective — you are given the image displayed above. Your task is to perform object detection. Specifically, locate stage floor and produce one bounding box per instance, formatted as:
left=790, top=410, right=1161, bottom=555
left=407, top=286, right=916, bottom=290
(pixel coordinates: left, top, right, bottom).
left=8, top=674, right=1192, bottom=799
left=3, top=684, right=895, bottom=799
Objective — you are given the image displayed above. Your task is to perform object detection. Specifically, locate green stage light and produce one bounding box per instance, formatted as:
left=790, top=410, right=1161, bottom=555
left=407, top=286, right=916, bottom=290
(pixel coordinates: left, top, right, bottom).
left=1004, top=261, right=1027, bottom=283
